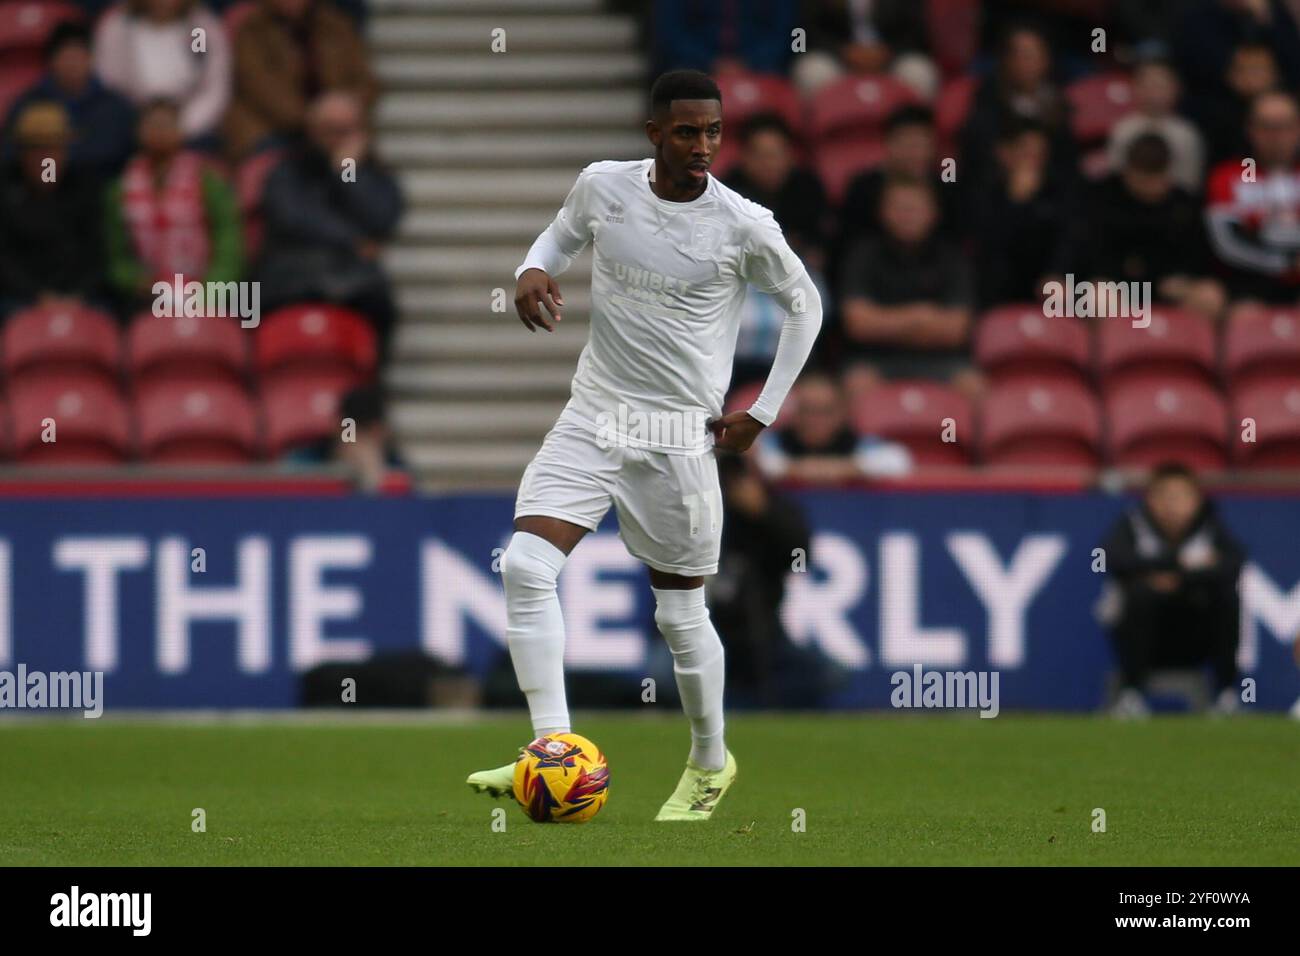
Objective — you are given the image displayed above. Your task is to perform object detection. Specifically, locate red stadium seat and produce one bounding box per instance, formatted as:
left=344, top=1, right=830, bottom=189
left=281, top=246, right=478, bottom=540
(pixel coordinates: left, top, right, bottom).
left=1096, top=307, right=1217, bottom=389
left=0, top=62, right=42, bottom=118
left=934, top=74, right=977, bottom=157
left=1224, top=304, right=1300, bottom=391
left=235, top=148, right=285, bottom=261
left=262, top=371, right=355, bottom=456
left=1066, top=71, right=1135, bottom=144
left=715, top=70, right=804, bottom=138
left=814, top=134, right=887, bottom=206
left=725, top=380, right=793, bottom=430
left=0, top=2, right=80, bottom=53
left=809, top=74, right=920, bottom=142
left=135, top=380, right=260, bottom=464
left=255, top=304, right=377, bottom=382
left=980, top=379, right=1102, bottom=467
left=926, top=0, right=979, bottom=77
left=2, top=302, right=122, bottom=387
left=1104, top=378, right=1228, bottom=470
left=1231, top=379, right=1300, bottom=469
left=852, top=380, right=973, bottom=466
left=0, top=395, right=11, bottom=461
left=8, top=374, right=129, bottom=464
left=127, top=311, right=250, bottom=387
left=975, top=305, right=1091, bottom=386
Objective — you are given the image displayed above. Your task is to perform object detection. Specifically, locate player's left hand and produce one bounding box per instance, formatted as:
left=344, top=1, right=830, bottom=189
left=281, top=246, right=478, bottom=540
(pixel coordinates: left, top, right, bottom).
left=707, top=411, right=764, bottom=452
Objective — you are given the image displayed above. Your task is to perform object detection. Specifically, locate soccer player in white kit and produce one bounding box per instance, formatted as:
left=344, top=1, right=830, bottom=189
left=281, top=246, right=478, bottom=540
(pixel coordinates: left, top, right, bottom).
left=466, top=71, right=823, bottom=821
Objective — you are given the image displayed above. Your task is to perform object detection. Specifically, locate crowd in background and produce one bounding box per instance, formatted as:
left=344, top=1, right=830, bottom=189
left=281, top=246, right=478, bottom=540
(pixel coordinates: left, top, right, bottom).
left=652, top=0, right=1300, bottom=483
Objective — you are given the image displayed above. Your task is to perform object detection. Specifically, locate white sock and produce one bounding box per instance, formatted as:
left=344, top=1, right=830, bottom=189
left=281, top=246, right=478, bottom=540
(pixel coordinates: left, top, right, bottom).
left=653, top=586, right=726, bottom=771
left=502, top=532, right=571, bottom=738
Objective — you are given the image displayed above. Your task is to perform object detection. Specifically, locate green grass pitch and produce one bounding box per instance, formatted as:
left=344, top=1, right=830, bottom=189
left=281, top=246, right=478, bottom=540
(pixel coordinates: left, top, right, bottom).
left=1, top=714, right=1296, bottom=866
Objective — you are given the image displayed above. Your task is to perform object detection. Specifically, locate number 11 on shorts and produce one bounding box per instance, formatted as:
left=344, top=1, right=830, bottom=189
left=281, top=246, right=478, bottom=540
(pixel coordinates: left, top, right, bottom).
left=682, top=489, right=723, bottom=536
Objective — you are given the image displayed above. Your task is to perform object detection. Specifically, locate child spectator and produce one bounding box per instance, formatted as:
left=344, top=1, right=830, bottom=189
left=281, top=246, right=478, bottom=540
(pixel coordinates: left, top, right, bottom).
left=93, top=0, right=231, bottom=145
left=1106, top=58, right=1205, bottom=191
left=103, top=99, right=242, bottom=312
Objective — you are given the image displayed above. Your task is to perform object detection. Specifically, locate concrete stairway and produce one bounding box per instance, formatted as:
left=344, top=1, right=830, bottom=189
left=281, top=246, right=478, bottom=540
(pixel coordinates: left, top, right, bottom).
left=369, top=0, right=649, bottom=488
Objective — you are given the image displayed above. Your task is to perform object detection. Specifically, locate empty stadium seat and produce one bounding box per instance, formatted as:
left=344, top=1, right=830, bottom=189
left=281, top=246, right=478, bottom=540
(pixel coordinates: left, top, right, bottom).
left=1105, top=378, right=1228, bottom=470
left=135, top=380, right=260, bottom=464
left=0, top=2, right=79, bottom=63
left=852, top=380, right=973, bottom=466
left=809, top=74, right=920, bottom=142
left=1224, top=304, right=1300, bottom=391
left=814, top=134, right=888, bottom=206
left=1065, top=71, right=1135, bottom=144
left=2, top=302, right=122, bottom=387
left=926, top=0, right=979, bottom=76
left=980, top=379, right=1102, bottom=467
left=0, top=61, right=42, bottom=118
left=262, top=371, right=355, bottom=456
left=1096, top=307, right=1217, bottom=389
left=8, top=374, right=129, bottom=464
left=710, top=71, right=806, bottom=178
left=127, top=311, right=250, bottom=387
left=255, top=304, right=377, bottom=382
left=933, top=74, right=977, bottom=157
left=1231, top=379, right=1300, bottom=469
left=975, top=305, right=1091, bottom=386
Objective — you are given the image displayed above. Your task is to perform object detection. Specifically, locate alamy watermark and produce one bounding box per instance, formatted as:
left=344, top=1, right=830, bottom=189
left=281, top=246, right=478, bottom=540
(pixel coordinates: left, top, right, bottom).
left=152, top=273, right=260, bottom=328
left=0, top=664, right=103, bottom=718
left=890, top=664, right=1000, bottom=718
left=1042, top=274, right=1152, bottom=328
left=595, top=403, right=712, bottom=450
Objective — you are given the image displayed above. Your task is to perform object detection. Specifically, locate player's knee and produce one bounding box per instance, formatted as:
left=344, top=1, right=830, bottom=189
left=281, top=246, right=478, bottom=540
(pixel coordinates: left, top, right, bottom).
left=501, top=532, right=565, bottom=595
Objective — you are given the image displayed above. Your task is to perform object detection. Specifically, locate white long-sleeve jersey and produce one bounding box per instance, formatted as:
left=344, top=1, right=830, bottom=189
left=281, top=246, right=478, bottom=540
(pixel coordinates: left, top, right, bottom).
left=516, top=158, right=822, bottom=454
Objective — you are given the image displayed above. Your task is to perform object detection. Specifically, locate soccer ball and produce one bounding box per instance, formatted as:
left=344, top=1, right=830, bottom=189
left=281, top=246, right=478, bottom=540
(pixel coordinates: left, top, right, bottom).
left=513, top=732, right=610, bottom=823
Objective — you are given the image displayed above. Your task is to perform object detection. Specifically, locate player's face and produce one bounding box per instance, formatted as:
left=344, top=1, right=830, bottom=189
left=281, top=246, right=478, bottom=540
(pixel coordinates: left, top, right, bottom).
left=651, top=99, right=722, bottom=189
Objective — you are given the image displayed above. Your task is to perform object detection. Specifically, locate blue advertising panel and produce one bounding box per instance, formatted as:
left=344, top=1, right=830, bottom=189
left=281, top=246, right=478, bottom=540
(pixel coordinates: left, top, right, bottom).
left=1, top=490, right=1296, bottom=710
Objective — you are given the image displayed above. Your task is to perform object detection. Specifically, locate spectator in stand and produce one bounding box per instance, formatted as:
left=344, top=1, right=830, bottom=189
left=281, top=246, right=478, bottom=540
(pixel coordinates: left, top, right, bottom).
left=103, top=99, right=242, bottom=314
left=1098, top=462, right=1246, bottom=718
left=1196, top=41, right=1281, bottom=165
left=0, top=103, right=105, bottom=315
left=1106, top=58, right=1205, bottom=191
left=837, top=106, right=961, bottom=261
left=970, top=117, right=1076, bottom=309
left=723, top=115, right=829, bottom=388
left=1205, top=90, right=1300, bottom=302
left=257, top=90, right=404, bottom=354
left=652, top=0, right=798, bottom=77
left=286, top=384, right=407, bottom=492
left=708, top=451, right=825, bottom=707
left=838, top=176, right=977, bottom=399
left=725, top=114, right=827, bottom=268
left=792, top=0, right=939, bottom=100
left=2, top=22, right=135, bottom=179
left=959, top=21, right=1075, bottom=200
left=222, top=0, right=377, bottom=159
left=93, top=0, right=231, bottom=146
left=753, top=370, right=911, bottom=483
left=1173, top=0, right=1300, bottom=103
left=1057, top=134, right=1225, bottom=321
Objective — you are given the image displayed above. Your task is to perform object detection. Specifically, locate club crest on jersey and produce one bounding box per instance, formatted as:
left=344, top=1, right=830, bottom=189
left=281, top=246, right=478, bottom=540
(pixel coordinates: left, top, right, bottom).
left=688, top=218, right=722, bottom=256
left=605, top=201, right=625, bottom=224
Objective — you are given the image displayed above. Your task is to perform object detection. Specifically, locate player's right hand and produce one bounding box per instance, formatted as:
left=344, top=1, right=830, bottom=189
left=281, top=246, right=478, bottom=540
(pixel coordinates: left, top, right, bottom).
left=514, top=268, right=563, bottom=333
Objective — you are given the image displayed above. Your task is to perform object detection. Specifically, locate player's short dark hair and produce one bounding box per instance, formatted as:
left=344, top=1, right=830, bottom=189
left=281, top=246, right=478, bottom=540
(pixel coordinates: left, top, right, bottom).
left=651, top=70, right=722, bottom=117
left=885, top=104, right=935, bottom=137
left=739, top=112, right=793, bottom=145
left=1125, top=132, right=1171, bottom=173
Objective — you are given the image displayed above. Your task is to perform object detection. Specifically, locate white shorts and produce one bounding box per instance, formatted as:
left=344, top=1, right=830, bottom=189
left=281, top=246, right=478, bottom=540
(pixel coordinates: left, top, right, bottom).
left=515, top=411, right=723, bottom=576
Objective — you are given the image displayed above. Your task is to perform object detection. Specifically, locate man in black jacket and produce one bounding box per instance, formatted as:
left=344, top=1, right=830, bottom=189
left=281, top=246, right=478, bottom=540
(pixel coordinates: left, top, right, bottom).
left=1099, top=462, right=1246, bottom=717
